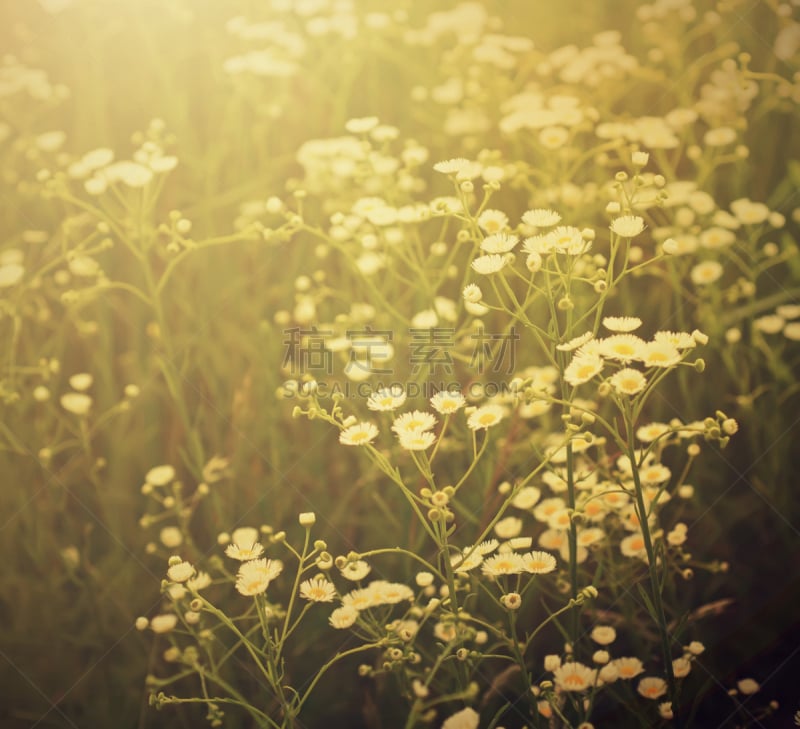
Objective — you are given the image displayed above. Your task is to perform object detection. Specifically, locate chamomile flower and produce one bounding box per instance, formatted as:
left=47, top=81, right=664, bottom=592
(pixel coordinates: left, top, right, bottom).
left=556, top=331, right=593, bottom=351
left=547, top=508, right=573, bottom=531
left=636, top=422, right=670, bottom=442
left=494, top=516, right=523, bottom=539
left=620, top=533, right=647, bottom=559
left=577, top=527, right=606, bottom=546
left=451, top=549, right=483, bottom=573
left=167, top=561, right=195, bottom=583
left=534, top=497, right=567, bottom=522
left=640, top=463, right=671, bottom=484
left=690, top=260, right=723, bottom=285
left=591, top=626, right=617, bottom=645
left=367, top=385, right=407, bottom=412
left=433, top=157, right=473, bottom=175
left=476, top=539, right=500, bottom=555
left=553, top=662, right=597, bottom=692
left=467, top=404, right=506, bottom=430
left=673, top=657, right=692, bottom=678
left=471, top=253, right=510, bottom=275
left=610, top=368, right=647, bottom=395
left=603, top=316, right=642, bottom=332
left=638, top=677, right=668, bottom=700
left=329, top=605, right=359, bottom=629
left=503, top=536, right=533, bottom=551
left=430, top=389, right=466, bottom=414
left=392, top=410, right=437, bottom=435
left=480, top=232, right=518, bottom=253
left=299, top=577, right=336, bottom=602
left=610, top=215, right=645, bottom=238
left=225, top=540, right=265, bottom=561
left=564, top=353, right=604, bottom=386
left=730, top=198, right=770, bottom=225
left=599, top=334, right=646, bottom=362
left=462, top=284, right=483, bottom=303
left=614, top=657, right=645, bottom=679
left=231, top=527, right=259, bottom=548
left=398, top=430, right=436, bottom=451
left=642, top=341, right=681, bottom=367
left=235, top=558, right=283, bottom=596
left=522, top=550, right=557, bottom=574
left=477, top=209, right=509, bottom=234
left=551, top=225, right=589, bottom=254
left=339, top=422, right=379, bottom=446
left=654, top=330, right=696, bottom=349
left=481, top=552, right=526, bottom=576
left=522, top=208, right=561, bottom=227
left=511, top=486, right=541, bottom=509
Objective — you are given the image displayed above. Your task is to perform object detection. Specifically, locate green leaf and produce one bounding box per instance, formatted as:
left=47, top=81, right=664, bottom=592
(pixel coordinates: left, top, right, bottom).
left=636, top=584, right=659, bottom=624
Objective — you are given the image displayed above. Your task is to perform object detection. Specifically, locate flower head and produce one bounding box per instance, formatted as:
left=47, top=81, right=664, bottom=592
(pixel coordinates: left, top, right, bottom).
left=340, top=422, right=379, bottom=446
left=603, top=316, right=642, bottom=333
left=480, top=232, right=518, bottom=253
left=690, top=260, right=723, bottom=285
left=638, top=676, right=668, bottom=700
left=392, top=410, right=437, bottom=435
left=471, top=253, right=510, bottom=275
left=398, top=430, right=436, bottom=451
left=591, top=625, right=617, bottom=645
left=467, top=404, right=505, bottom=430
left=367, top=386, right=407, bottom=412
left=522, top=550, right=557, bottom=574
left=329, top=605, right=359, bottom=629
left=522, top=208, right=561, bottom=227
left=235, top=558, right=283, bottom=596
left=641, top=341, right=681, bottom=368
left=564, top=353, right=604, bottom=386
left=300, top=577, right=336, bottom=602
left=553, top=662, right=597, bottom=691
left=610, top=368, right=647, bottom=395
left=433, top=158, right=475, bottom=177
left=430, top=389, right=466, bottom=414
left=599, top=334, right=646, bottom=362
left=614, top=656, right=645, bottom=679
left=481, top=552, right=526, bottom=576
left=167, top=561, right=195, bottom=583
left=60, top=392, right=92, bottom=416
left=610, top=215, right=645, bottom=238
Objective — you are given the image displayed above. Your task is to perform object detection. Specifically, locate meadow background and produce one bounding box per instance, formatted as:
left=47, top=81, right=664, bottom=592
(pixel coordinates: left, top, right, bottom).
left=0, top=0, right=798, bottom=727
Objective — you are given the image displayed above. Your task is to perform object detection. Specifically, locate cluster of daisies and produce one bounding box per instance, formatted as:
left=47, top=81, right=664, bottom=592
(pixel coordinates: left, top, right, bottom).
left=329, top=574, right=416, bottom=630
left=538, top=634, right=707, bottom=721
left=339, top=386, right=507, bottom=450
left=559, top=318, right=704, bottom=395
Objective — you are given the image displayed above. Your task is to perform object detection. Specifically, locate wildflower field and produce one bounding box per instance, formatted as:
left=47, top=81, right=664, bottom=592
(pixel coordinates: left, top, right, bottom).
left=1, top=1, right=799, bottom=728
